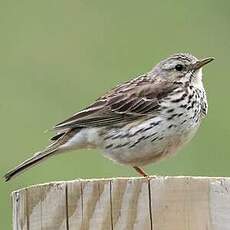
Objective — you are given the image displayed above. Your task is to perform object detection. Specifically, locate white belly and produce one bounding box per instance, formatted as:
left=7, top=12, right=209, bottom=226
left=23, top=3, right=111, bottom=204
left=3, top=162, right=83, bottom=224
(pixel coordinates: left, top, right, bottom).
left=101, top=116, right=200, bottom=166
left=101, top=87, right=206, bottom=166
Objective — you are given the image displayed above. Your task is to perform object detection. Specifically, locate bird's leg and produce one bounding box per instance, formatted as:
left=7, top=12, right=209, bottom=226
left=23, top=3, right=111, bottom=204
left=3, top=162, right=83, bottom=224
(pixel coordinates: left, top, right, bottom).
left=133, top=166, right=149, bottom=177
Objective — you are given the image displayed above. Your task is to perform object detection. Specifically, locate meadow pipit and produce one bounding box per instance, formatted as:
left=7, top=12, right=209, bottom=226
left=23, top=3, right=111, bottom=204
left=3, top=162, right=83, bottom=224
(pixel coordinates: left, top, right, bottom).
left=4, top=53, right=214, bottom=181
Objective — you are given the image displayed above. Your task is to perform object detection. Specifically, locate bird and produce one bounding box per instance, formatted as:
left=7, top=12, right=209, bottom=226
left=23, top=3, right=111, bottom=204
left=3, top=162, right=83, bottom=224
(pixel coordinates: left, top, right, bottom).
left=4, top=53, right=214, bottom=181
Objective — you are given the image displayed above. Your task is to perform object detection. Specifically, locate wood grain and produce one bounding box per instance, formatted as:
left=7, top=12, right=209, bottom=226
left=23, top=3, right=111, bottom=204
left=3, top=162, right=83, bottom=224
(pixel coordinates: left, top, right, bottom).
left=12, top=176, right=230, bottom=230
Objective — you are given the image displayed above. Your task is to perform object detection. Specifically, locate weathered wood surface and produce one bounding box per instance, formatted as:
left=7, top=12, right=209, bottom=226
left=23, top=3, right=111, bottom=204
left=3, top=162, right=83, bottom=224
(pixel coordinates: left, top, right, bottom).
left=12, top=176, right=230, bottom=230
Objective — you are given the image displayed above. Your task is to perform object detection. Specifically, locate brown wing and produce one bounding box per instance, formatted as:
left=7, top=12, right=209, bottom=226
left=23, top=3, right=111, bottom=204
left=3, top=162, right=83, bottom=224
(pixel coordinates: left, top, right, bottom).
left=54, top=76, right=179, bottom=130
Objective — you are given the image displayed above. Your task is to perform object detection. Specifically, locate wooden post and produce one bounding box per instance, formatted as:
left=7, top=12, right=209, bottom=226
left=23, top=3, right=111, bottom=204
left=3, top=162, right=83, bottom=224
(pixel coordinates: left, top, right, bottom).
left=12, top=176, right=230, bottom=230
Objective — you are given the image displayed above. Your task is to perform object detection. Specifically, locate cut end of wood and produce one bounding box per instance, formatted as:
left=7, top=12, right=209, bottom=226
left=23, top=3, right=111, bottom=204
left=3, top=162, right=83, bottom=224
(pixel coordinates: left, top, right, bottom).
left=12, top=176, right=230, bottom=230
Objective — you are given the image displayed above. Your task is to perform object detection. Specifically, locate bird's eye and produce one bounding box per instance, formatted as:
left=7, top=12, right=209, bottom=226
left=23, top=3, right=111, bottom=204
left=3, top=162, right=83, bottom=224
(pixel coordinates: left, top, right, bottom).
left=175, top=64, right=184, bottom=71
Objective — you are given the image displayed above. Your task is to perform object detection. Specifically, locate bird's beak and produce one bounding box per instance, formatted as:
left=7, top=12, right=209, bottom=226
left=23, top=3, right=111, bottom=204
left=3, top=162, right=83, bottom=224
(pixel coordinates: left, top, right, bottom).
left=192, top=57, right=215, bottom=70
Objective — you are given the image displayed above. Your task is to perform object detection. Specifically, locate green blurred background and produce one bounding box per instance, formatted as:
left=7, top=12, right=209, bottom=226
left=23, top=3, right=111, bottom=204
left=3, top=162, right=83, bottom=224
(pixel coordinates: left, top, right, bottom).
left=0, top=0, right=229, bottom=228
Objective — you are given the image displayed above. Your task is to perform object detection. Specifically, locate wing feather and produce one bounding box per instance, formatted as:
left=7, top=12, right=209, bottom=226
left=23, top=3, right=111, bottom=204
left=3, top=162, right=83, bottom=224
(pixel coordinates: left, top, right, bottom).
left=55, top=77, right=179, bottom=130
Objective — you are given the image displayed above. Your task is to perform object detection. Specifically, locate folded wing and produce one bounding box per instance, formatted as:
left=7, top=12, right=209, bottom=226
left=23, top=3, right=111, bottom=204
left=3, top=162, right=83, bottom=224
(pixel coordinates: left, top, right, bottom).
left=54, top=77, right=178, bottom=130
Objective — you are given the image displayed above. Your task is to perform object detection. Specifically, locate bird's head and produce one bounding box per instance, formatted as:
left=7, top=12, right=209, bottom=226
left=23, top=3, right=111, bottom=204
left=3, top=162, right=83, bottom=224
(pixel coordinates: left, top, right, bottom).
left=150, top=53, right=214, bottom=87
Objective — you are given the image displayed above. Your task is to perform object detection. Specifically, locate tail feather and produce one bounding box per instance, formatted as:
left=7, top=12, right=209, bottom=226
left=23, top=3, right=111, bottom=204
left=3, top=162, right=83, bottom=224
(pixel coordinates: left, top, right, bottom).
left=4, top=128, right=81, bottom=182
left=4, top=146, right=60, bottom=182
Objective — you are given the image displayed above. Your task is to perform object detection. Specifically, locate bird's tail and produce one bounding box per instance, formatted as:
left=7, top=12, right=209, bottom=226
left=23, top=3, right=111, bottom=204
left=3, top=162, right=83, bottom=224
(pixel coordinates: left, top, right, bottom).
left=4, top=144, right=61, bottom=182
left=4, top=128, right=81, bottom=182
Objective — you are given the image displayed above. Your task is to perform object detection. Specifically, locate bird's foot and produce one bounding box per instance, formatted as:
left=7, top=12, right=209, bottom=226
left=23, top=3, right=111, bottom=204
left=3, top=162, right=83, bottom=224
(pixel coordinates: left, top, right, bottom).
left=133, top=166, right=149, bottom=177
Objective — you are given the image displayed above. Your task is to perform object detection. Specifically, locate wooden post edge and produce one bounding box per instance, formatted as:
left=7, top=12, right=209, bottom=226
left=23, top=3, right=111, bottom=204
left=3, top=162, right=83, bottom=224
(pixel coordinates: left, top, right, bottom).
left=12, top=176, right=230, bottom=230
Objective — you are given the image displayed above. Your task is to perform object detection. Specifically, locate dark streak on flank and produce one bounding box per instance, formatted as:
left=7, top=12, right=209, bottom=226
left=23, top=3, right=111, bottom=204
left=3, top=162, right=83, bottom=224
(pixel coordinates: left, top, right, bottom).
left=105, top=144, right=113, bottom=149
left=104, top=135, right=115, bottom=141
left=168, top=124, right=176, bottom=129
left=143, top=132, right=157, bottom=140
left=150, top=120, right=161, bottom=126
left=167, top=108, right=174, bottom=113
left=129, top=138, right=144, bottom=148
left=112, top=142, right=130, bottom=149
left=142, top=126, right=152, bottom=132
left=180, top=104, right=187, bottom=109
left=180, top=119, right=187, bottom=125
left=111, top=133, right=129, bottom=140
left=129, top=128, right=144, bottom=137
left=151, top=136, right=158, bottom=142
left=167, top=114, right=178, bottom=121
left=129, top=131, right=158, bottom=148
